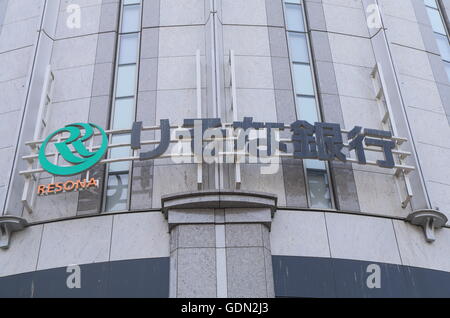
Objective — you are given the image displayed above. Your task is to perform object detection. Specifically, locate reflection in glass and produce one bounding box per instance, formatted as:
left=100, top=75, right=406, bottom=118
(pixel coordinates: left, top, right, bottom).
left=116, top=65, right=136, bottom=97
left=122, top=5, right=140, bottom=33
left=307, top=169, right=332, bottom=209
left=427, top=7, right=446, bottom=34
left=445, top=62, right=450, bottom=82
left=304, top=159, right=326, bottom=170
left=113, top=98, right=135, bottom=130
left=124, top=0, right=141, bottom=5
left=119, top=34, right=139, bottom=65
left=435, top=33, right=450, bottom=61
left=296, top=96, right=318, bottom=124
left=424, top=0, right=437, bottom=8
left=285, top=4, right=305, bottom=32
left=109, top=134, right=131, bottom=173
left=105, top=174, right=129, bottom=212
left=424, top=1, right=450, bottom=84
left=293, top=64, right=314, bottom=96
left=289, top=32, right=309, bottom=63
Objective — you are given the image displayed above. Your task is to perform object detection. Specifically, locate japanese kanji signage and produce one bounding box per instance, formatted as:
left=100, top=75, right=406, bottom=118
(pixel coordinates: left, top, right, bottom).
left=130, top=117, right=397, bottom=169
left=37, top=117, right=399, bottom=180
left=29, top=116, right=407, bottom=195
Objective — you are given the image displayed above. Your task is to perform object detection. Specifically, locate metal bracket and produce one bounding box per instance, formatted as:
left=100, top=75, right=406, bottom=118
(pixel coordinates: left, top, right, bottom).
left=229, top=50, right=241, bottom=190
left=0, top=216, right=28, bottom=249
left=406, top=210, right=448, bottom=243
left=196, top=49, right=203, bottom=190
left=371, top=63, right=414, bottom=209
left=21, top=65, right=55, bottom=213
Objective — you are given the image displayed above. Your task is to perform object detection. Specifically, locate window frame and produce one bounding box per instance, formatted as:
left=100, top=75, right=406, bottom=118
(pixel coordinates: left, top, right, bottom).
left=102, top=0, right=143, bottom=213
left=282, top=0, right=336, bottom=210
left=425, top=0, right=450, bottom=81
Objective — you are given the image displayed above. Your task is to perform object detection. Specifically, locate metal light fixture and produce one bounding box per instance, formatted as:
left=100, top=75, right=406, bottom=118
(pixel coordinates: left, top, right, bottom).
left=0, top=216, right=28, bottom=249
left=406, top=209, right=448, bottom=243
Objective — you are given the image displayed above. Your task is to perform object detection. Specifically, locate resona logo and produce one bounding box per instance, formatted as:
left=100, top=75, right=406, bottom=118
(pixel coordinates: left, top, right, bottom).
left=39, top=123, right=108, bottom=176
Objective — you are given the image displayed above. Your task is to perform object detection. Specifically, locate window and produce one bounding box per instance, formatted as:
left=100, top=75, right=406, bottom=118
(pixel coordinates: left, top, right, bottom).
left=283, top=0, right=334, bottom=209
left=425, top=0, right=450, bottom=82
left=104, top=0, right=142, bottom=212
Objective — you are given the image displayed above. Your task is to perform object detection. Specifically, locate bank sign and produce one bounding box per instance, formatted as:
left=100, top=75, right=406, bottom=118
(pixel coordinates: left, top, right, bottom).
left=39, top=123, right=108, bottom=176
left=30, top=118, right=414, bottom=196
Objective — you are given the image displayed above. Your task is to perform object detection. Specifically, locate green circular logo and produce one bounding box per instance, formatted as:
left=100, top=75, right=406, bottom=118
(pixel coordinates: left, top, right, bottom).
left=39, top=123, right=108, bottom=176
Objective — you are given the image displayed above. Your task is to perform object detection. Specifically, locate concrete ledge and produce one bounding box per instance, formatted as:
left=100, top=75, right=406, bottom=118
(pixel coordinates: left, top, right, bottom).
left=161, top=190, right=278, bottom=219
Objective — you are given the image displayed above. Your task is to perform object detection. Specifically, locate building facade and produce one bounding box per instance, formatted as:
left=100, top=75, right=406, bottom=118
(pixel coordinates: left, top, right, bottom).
left=0, top=0, right=450, bottom=297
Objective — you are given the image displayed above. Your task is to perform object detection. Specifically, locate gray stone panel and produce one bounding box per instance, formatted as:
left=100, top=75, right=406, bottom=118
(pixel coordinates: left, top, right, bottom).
left=268, top=27, right=289, bottom=58
left=271, top=57, right=293, bottom=90
left=168, top=209, right=216, bottom=225
left=141, top=28, right=160, bottom=59
left=437, top=82, right=450, bottom=123
left=110, top=212, right=170, bottom=261
left=77, top=165, right=105, bottom=215
left=130, top=160, right=154, bottom=211
left=226, top=247, right=268, bottom=298
left=0, top=16, right=40, bottom=52
left=88, top=95, right=111, bottom=129
left=315, top=61, right=339, bottom=95
left=282, top=163, right=308, bottom=208
left=178, top=224, right=216, bottom=248
left=224, top=208, right=272, bottom=224
left=55, top=2, right=102, bottom=39
left=322, top=1, right=369, bottom=37
left=320, top=93, right=344, bottom=124
left=0, top=224, right=42, bottom=278
left=274, top=89, right=296, bottom=124
left=169, top=250, right=177, bottom=298
left=222, top=0, right=268, bottom=26
left=91, top=62, right=115, bottom=97
left=0, top=77, right=27, bottom=114
left=99, top=1, right=120, bottom=33
left=96, top=32, right=117, bottom=64
left=330, top=164, right=360, bottom=212
left=142, top=0, right=160, bottom=28
left=271, top=210, right=331, bottom=258
left=304, top=0, right=327, bottom=32
left=0, top=186, right=5, bottom=214
left=0, top=47, right=33, bottom=82
left=176, top=248, right=217, bottom=298
left=306, top=1, right=360, bottom=212
left=52, top=35, right=99, bottom=70
left=264, top=248, right=275, bottom=298
left=225, top=224, right=264, bottom=247
left=428, top=52, right=450, bottom=84
left=265, top=0, right=284, bottom=27
left=310, top=31, right=333, bottom=62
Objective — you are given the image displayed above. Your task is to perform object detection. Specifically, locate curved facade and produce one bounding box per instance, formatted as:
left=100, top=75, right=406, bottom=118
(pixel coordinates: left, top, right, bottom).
left=1, top=0, right=450, bottom=298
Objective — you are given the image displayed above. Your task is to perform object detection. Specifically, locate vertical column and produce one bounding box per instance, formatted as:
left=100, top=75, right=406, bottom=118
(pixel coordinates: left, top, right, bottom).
left=163, top=191, right=276, bottom=298
left=303, top=0, right=361, bottom=212
left=78, top=0, right=121, bottom=215
left=3, top=0, right=59, bottom=217
left=361, top=0, right=431, bottom=212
